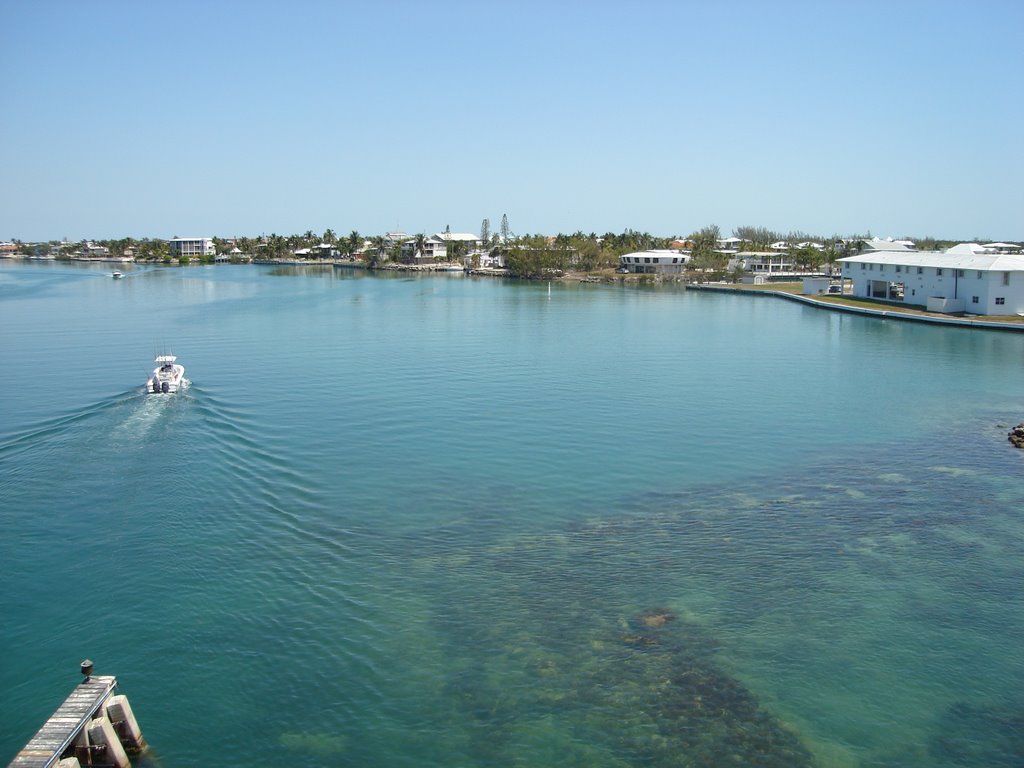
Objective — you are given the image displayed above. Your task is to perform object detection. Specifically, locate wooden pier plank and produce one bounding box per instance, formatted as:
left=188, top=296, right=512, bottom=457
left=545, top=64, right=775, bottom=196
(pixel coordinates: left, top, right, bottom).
left=9, top=677, right=116, bottom=768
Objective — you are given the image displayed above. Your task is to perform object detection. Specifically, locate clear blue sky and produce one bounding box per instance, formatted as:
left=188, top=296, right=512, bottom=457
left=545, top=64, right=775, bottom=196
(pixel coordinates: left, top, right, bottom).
left=2, top=0, right=1021, bottom=242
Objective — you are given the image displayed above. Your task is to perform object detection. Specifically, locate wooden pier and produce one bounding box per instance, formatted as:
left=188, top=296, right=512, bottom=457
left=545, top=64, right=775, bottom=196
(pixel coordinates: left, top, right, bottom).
left=8, top=663, right=145, bottom=768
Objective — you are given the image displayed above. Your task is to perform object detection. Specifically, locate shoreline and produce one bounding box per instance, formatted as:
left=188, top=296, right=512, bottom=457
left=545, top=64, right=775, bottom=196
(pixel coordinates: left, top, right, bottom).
left=687, top=283, right=1024, bottom=332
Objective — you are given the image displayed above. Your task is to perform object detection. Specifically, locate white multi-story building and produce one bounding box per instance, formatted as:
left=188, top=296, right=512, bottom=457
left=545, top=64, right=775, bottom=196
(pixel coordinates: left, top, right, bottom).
left=733, top=251, right=796, bottom=274
left=619, top=250, right=690, bottom=274
left=169, top=237, right=215, bottom=258
left=401, top=232, right=482, bottom=264
left=839, top=243, right=1024, bottom=315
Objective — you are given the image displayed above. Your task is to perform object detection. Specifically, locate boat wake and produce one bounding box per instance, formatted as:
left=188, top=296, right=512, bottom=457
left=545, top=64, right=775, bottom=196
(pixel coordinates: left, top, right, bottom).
left=0, top=391, right=140, bottom=462
left=110, top=391, right=183, bottom=443
left=0, top=384, right=202, bottom=467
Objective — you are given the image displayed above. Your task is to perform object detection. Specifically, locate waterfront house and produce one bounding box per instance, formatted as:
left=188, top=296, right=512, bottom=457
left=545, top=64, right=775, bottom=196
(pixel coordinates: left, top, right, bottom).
left=619, top=249, right=689, bottom=274
left=397, top=232, right=481, bottom=264
left=86, top=242, right=110, bottom=258
left=169, top=237, right=215, bottom=259
left=474, top=249, right=505, bottom=269
left=732, top=251, right=797, bottom=276
left=438, top=232, right=482, bottom=249
left=838, top=243, right=1024, bottom=315
left=400, top=236, right=444, bottom=263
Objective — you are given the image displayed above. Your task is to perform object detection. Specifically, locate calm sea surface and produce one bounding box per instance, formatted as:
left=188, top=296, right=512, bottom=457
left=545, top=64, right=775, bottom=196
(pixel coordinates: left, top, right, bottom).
left=1, top=261, right=1023, bottom=767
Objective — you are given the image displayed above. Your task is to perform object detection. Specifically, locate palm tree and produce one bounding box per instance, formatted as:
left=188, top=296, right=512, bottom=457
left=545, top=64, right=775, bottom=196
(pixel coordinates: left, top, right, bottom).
left=347, top=230, right=361, bottom=258
left=269, top=233, right=286, bottom=260
left=366, top=235, right=387, bottom=268
left=447, top=239, right=468, bottom=266
left=414, top=233, right=427, bottom=264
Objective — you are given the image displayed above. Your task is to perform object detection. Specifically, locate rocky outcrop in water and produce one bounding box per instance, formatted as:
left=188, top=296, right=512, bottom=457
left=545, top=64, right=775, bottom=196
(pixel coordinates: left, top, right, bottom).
left=1009, top=423, right=1024, bottom=448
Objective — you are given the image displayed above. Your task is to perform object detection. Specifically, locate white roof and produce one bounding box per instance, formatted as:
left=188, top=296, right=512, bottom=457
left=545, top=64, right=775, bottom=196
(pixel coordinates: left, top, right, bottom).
left=861, top=238, right=913, bottom=251
left=839, top=247, right=1024, bottom=271
left=944, top=242, right=995, bottom=255
left=620, top=249, right=688, bottom=259
left=983, top=242, right=1022, bottom=250
left=435, top=232, right=480, bottom=242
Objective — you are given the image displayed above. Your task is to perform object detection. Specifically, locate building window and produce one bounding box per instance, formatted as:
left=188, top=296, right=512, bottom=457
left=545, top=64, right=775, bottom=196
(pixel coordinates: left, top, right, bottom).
left=977, top=271, right=983, bottom=279
left=869, top=264, right=874, bottom=270
left=653, top=258, right=659, bottom=263
left=1003, top=272, right=1011, bottom=286
left=861, top=263, right=866, bottom=270
left=644, top=257, right=650, bottom=263
left=895, top=265, right=901, bottom=272
left=917, top=267, right=923, bottom=274
left=936, top=268, right=943, bottom=276
left=672, top=258, right=678, bottom=264
left=956, top=270, right=965, bottom=278
left=972, top=296, right=979, bottom=304
left=995, top=297, right=1005, bottom=305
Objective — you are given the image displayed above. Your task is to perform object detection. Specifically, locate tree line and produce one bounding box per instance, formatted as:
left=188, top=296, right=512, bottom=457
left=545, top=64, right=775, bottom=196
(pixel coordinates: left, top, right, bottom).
left=11, top=225, right=987, bottom=274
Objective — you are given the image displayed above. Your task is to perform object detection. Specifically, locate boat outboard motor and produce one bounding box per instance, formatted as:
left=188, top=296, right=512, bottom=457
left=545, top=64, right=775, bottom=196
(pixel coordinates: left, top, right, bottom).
left=161, top=381, right=169, bottom=394
left=152, top=379, right=160, bottom=393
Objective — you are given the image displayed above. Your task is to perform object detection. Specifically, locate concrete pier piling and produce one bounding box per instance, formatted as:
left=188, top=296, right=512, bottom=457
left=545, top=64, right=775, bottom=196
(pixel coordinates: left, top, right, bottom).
left=85, top=717, right=129, bottom=768
left=104, top=696, right=145, bottom=754
left=8, top=661, right=146, bottom=768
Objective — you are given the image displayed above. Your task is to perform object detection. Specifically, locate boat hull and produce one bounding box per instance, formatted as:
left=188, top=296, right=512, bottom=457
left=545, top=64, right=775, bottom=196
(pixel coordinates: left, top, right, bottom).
left=148, top=364, right=186, bottom=394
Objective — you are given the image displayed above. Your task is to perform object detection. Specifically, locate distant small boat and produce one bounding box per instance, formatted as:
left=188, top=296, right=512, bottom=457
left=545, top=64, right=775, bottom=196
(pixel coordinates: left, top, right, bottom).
left=148, top=354, right=186, bottom=394
left=112, top=271, right=124, bottom=279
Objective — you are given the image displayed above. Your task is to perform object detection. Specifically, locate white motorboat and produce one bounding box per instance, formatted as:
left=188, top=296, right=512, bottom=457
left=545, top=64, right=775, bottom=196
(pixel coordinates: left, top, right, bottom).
left=148, top=354, right=186, bottom=394
left=112, top=271, right=124, bottom=279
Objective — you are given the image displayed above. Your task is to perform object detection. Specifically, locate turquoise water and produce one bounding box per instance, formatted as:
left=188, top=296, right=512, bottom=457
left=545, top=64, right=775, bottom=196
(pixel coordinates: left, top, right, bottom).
left=1, top=261, right=1023, bottom=767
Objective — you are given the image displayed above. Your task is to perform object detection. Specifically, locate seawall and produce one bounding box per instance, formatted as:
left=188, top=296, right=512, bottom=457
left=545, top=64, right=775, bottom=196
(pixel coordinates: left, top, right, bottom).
left=687, top=284, right=1024, bottom=333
